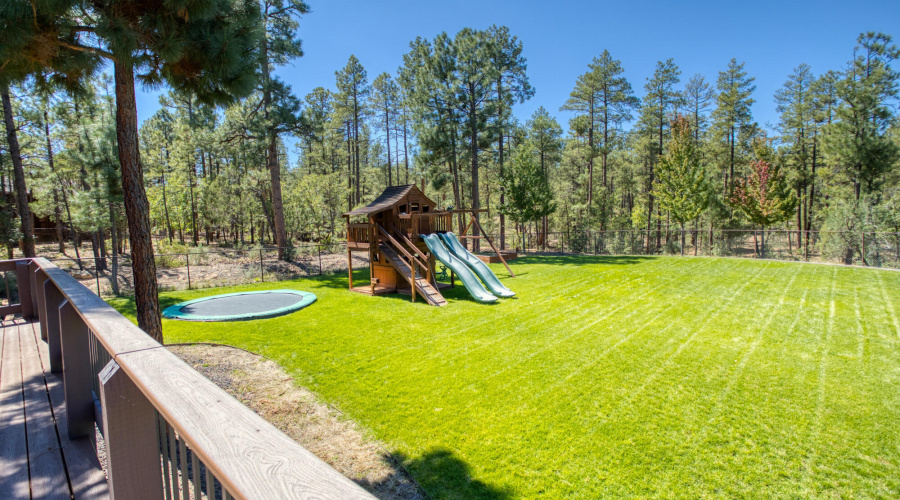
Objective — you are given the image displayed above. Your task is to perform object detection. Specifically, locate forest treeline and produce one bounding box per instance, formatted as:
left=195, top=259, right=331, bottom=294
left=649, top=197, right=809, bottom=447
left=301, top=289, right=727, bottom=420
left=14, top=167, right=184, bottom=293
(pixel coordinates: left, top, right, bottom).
left=1, top=0, right=898, bottom=336
left=10, top=28, right=896, bottom=257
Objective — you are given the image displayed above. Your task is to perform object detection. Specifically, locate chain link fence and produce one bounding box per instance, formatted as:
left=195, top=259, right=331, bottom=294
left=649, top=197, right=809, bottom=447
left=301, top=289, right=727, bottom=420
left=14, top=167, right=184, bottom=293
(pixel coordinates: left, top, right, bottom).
left=491, top=228, right=900, bottom=269
left=43, top=242, right=369, bottom=298
left=16, top=228, right=900, bottom=301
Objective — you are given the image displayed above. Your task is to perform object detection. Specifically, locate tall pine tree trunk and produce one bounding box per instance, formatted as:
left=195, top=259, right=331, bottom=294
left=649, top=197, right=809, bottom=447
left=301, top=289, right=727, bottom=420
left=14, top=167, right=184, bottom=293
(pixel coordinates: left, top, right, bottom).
left=108, top=201, right=120, bottom=295
left=498, top=78, right=506, bottom=251
left=53, top=191, right=65, bottom=253
left=402, top=108, right=410, bottom=185
left=114, top=58, right=162, bottom=342
left=469, top=94, right=481, bottom=253
left=42, top=109, right=66, bottom=253
left=1, top=82, right=35, bottom=257
left=260, top=37, right=288, bottom=259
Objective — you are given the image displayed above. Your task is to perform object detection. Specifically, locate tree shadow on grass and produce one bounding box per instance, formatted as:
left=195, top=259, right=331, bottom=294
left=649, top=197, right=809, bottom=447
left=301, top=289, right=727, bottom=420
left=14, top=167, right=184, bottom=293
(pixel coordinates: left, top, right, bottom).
left=360, top=448, right=512, bottom=500
left=512, top=254, right=658, bottom=267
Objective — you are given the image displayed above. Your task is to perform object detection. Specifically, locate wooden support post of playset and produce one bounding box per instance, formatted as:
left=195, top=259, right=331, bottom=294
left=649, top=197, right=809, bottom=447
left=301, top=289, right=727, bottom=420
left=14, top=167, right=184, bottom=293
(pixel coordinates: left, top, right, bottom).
left=347, top=247, right=354, bottom=289
left=471, top=215, right=515, bottom=278
left=369, top=217, right=377, bottom=295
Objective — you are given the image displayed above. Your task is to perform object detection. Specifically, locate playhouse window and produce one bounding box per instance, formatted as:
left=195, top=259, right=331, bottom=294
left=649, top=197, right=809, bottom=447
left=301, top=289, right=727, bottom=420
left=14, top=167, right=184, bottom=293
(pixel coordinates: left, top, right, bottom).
left=422, top=205, right=430, bottom=213
left=399, top=204, right=407, bottom=214
left=410, top=203, right=420, bottom=212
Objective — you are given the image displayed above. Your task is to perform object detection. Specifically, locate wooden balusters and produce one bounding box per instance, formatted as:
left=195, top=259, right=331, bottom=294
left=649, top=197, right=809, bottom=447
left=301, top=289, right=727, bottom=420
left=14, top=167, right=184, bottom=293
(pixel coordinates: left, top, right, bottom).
left=31, top=267, right=48, bottom=342
left=99, top=360, right=165, bottom=500
left=59, top=299, right=95, bottom=440
left=42, top=277, right=64, bottom=373
left=16, top=260, right=33, bottom=319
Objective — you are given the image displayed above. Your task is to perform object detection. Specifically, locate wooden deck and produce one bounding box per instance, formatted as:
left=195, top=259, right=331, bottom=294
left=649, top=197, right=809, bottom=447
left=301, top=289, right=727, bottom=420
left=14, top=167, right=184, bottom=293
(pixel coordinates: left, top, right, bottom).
left=0, top=318, right=109, bottom=499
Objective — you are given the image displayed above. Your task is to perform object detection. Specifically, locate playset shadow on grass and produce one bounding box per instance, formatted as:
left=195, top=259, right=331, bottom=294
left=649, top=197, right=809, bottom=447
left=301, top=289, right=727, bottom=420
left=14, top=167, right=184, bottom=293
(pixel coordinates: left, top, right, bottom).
left=344, top=184, right=516, bottom=305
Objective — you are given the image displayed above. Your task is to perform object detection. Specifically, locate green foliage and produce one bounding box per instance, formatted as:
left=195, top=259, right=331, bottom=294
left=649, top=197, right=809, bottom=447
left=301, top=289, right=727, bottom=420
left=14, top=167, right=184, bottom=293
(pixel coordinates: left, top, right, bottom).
left=0, top=201, right=22, bottom=254
left=500, top=143, right=556, bottom=226
left=653, top=116, right=709, bottom=226
left=824, top=32, right=900, bottom=199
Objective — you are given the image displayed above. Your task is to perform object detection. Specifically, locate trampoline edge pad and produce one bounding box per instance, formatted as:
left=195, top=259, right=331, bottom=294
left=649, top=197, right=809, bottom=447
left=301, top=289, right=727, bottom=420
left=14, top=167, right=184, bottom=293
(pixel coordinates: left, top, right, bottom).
left=162, top=289, right=317, bottom=322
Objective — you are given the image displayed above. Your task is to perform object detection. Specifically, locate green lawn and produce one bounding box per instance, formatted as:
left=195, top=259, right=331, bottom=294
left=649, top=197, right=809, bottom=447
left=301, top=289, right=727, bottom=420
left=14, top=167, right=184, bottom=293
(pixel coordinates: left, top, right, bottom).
left=109, top=256, right=900, bottom=499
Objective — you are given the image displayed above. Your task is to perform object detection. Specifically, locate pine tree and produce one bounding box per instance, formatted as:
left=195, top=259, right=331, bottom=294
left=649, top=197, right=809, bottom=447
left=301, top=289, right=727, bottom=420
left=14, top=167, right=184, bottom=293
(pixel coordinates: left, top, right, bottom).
left=335, top=56, right=370, bottom=208
left=683, top=74, right=716, bottom=142
left=652, top=116, right=709, bottom=255
left=371, top=73, right=400, bottom=186
left=501, top=142, right=556, bottom=249
left=257, top=0, right=308, bottom=260
left=639, top=59, right=682, bottom=249
left=560, top=61, right=600, bottom=215
left=825, top=32, right=900, bottom=201
left=712, top=59, right=757, bottom=197
left=592, top=51, right=639, bottom=190
left=3, top=0, right=263, bottom=341
left=488, top=26, right=533, bottom=250
left=775, top=63, right=818, bottom=247
left=526, top=107, right=562, bottom=246
left=0, top=84, right=35, bottom=256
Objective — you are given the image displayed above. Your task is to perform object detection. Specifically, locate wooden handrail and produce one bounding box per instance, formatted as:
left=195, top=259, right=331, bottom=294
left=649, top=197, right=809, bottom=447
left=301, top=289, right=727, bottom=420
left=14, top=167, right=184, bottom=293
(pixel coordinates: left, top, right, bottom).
left=19, top=257, right=374, bottom=500
left=376, top=225, right=428, bottom=276
left=390, top=226, right=430, bottom=265
left=389, top=226, right=432, bottom=286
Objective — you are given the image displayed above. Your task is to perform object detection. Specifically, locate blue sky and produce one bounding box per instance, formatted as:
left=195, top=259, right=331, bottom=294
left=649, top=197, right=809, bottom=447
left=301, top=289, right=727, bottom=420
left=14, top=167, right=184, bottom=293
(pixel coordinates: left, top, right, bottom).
left=136, top=0, right=898, bottom=151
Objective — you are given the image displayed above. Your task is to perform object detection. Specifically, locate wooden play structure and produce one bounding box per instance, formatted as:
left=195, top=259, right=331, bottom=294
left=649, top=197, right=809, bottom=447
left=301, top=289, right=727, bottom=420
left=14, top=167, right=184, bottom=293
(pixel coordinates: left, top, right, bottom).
left=344, top=184, right=514, bottom=306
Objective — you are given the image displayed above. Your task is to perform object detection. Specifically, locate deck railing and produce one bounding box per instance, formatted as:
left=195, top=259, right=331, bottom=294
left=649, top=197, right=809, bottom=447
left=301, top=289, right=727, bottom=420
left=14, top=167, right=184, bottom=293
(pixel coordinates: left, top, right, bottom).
left=4, top=257, right=374, bottom=500
left=346, top=223, right=373, bottom=245
left=396, top=212, right=453, bottom=238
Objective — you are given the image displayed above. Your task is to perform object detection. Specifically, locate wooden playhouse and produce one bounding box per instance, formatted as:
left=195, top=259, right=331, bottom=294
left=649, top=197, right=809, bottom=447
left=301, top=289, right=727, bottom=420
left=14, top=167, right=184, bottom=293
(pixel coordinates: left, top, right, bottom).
left=344, top=184, right=515, bottom=306
left=344, top=184, right=452, bottom=305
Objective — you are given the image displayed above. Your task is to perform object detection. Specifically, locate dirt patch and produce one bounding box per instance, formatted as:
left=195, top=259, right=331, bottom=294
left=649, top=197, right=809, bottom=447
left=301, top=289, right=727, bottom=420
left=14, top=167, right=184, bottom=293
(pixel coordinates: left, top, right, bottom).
left=167, top=344, right=425, bottom=500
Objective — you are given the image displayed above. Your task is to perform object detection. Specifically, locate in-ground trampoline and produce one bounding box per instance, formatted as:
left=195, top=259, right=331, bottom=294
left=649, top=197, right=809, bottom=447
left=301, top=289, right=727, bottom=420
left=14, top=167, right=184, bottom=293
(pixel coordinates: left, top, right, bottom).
left=162, top=290, right=316, bottom=321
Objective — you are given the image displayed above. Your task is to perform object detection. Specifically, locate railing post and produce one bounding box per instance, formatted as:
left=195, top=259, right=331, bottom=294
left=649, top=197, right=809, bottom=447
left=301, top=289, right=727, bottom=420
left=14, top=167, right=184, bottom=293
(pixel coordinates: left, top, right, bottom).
left=29, top=260, right=41, bottom=321
left=35, top=268, right=48, bottom=340
left=16, top=261, right=34, bottom=319
left=43, top=278, right=64, bottom=373
left=59, top=299, right=94, bottom=439
left=99, top=360, right=165, bottom=500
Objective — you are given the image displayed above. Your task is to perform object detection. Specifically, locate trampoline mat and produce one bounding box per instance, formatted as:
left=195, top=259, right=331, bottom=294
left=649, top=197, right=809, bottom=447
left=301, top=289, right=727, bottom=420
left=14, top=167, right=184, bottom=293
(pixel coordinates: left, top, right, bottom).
left=163, top=290, right=316, bottom=321
left=181, top=293, right=303, bottom=317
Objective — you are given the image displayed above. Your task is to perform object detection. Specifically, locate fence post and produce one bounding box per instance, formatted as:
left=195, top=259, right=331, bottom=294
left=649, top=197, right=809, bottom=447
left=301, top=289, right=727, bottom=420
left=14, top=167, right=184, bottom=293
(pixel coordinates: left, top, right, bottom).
left=861, top=231, right=867, bottom=266
left=59, top=299, right=94, bottom=439
left=16, top=261, right=33, bottom=319
left=259, top=247, right=265, bottom=282
left=185, top=253, right=191, bottom=290
left=98, top=360, right=165, bottom=500
left=318, top=245, right=323, bottom=276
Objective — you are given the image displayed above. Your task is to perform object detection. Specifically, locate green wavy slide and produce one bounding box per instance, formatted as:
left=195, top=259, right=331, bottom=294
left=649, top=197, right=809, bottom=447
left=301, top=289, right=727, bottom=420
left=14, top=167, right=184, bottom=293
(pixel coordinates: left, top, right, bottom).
left=439, top=232, right=515, bottom=298
left=421, top=234, right=498, bottom=303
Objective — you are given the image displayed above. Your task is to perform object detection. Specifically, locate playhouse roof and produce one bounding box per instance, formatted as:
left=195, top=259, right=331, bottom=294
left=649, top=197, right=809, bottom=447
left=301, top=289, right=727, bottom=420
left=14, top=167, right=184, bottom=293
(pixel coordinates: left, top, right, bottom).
left=344, top=184, right=434, bottom=217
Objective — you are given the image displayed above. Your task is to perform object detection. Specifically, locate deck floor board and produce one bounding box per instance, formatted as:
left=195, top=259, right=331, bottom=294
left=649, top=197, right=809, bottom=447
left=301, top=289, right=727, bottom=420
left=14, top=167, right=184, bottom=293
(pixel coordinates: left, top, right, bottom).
left=0, top=318, right=109, bottom=499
